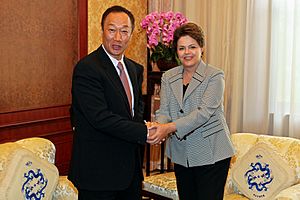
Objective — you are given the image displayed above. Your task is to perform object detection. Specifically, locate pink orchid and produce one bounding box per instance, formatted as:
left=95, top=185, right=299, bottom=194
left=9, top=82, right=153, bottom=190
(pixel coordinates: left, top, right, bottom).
left=140, top=11, right=188, bottom=63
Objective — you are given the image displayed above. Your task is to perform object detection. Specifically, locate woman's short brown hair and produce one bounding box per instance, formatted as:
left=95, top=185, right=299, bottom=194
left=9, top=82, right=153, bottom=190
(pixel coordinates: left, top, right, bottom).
left=173, top=22, right=205, bottom=49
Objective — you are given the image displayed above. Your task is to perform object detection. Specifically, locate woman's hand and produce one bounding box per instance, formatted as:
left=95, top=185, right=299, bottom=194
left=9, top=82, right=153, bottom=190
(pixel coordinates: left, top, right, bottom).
left=147, top=122, right=176, bottom=145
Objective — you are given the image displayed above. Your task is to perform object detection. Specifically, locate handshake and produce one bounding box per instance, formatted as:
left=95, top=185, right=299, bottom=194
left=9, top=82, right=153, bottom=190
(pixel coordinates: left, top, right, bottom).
left=145, top=121, right=176, bottom=145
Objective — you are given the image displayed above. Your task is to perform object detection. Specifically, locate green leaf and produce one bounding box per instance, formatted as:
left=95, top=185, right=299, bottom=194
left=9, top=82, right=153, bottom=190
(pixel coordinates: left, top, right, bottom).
left=149, top=42, right=180, bottom=65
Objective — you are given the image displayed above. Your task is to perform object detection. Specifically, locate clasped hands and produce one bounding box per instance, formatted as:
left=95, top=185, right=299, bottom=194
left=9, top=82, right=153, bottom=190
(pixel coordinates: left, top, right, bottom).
left=145, top=122, right=176, bottom=145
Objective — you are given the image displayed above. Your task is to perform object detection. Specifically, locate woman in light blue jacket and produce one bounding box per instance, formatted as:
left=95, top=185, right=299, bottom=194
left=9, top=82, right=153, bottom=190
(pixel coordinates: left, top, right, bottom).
left=147, top=22, right=235, bottom=200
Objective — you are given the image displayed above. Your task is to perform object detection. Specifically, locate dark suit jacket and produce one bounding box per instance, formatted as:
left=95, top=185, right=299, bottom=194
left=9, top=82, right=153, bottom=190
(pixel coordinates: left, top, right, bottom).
left=68, top=46, right=147, bottom=191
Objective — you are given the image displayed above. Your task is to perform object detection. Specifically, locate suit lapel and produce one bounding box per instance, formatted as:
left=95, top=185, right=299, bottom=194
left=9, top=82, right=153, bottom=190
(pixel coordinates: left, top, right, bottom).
left=183, top=60, right=206, bottom=102
left=97, top=47, right=132, bottom=115
left=169, top=67, right=184, bottom=109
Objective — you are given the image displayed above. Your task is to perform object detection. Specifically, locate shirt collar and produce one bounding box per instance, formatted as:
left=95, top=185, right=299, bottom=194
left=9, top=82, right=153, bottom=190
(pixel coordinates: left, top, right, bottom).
left=102, top=45, right=125, bottom=67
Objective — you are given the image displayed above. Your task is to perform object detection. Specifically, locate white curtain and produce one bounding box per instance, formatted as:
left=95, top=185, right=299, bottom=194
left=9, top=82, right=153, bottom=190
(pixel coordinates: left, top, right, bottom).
left=173, top=0, right=247, bottom=134
left=242, top=0, right=271, bottom=134
left=243, top=0, right=300, bottom=138
left=269, top=0, right=300, bottom=138
left=173, top=0, right=300, bottom=139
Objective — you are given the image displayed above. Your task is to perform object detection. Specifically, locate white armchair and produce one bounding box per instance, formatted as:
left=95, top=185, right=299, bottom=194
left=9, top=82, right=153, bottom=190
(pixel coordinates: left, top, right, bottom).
left=142, top=133, right=300, bottom=200
left=0, top=137, right=78, bottom=200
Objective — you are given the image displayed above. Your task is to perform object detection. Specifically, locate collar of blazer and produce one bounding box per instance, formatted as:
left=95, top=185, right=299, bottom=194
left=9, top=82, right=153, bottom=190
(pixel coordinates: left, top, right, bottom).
left=169, top=60, right=207, bottom=108
left=97, top=46, right=138, bottom=116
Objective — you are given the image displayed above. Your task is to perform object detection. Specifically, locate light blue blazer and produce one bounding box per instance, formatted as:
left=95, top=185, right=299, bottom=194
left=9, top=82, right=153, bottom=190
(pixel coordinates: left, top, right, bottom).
left=156, top=60, right=235, bottom=167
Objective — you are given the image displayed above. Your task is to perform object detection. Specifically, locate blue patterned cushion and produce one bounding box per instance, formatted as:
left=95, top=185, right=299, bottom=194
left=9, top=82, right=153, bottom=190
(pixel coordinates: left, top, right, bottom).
left=231, top=142, right=297, bottom=200
left=0, top=147, right=59, bottom=200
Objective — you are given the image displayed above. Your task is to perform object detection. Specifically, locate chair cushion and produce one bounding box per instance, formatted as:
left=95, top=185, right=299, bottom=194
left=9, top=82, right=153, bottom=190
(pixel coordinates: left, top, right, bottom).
left=258, top=134, right=300, bottom=181
left=274, top=183, right=300, bottom=200
left=0, top=147, right=59, bottom=200
left=143, top=172, right=178, bottom=199
left=225, top=133, right=259, bottom=195
left=231, top=142, right=297, bottom=200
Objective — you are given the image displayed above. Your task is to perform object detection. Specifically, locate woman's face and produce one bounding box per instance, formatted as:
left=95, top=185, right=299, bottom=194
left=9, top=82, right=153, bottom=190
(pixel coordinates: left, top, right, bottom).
left=177, top=35, right=202, bottom=69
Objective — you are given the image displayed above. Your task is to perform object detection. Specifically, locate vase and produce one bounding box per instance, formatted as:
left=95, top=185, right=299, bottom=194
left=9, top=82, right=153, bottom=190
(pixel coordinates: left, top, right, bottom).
left=156, top=59, right=178, bottom=71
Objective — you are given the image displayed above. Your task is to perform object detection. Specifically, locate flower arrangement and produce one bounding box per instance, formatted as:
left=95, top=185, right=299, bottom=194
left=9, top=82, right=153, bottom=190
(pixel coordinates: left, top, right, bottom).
left=141, top=11, right=188, bottom=67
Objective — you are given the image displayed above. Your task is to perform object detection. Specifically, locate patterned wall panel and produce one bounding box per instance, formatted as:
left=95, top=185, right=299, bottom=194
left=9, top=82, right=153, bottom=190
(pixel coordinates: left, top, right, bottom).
left=88, top=0, right=148, bottom=93
left=0, top=0, right=78, bottom=113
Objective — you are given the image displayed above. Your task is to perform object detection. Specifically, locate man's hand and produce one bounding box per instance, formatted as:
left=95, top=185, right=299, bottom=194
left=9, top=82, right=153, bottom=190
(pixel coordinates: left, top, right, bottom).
left=146, top=122, right=176, bottom=145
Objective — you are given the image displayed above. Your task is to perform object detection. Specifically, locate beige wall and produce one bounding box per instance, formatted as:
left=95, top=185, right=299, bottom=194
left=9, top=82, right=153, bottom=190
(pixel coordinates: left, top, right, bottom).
left=88, top=0, right=148, bottom=93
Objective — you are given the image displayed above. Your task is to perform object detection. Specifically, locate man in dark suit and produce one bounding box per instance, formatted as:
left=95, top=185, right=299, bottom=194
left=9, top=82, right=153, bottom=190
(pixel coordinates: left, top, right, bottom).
left=68, top=5, right=149, bottom=200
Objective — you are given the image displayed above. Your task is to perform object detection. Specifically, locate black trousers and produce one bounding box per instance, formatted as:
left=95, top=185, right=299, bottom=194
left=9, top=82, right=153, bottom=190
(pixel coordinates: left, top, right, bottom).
left=78, top=176, right=142, bottom=200
left=174, top=157, right=231, bottom=200
left=78, top=149, right=143, bottom=200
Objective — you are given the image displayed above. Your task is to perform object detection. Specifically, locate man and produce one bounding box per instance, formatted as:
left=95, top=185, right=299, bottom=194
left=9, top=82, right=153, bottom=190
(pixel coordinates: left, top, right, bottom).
left=68, top=5, right=150, bottom=200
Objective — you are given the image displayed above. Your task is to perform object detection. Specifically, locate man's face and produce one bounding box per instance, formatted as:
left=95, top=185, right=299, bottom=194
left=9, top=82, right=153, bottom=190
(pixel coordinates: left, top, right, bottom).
left=102, top=12, right=133, bottom=60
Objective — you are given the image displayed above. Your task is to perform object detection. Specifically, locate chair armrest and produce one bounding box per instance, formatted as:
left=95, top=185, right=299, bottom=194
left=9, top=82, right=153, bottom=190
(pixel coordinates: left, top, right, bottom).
left=52, top=176, right=78, bottom=200
left=275, top=183, right=300, bottom=200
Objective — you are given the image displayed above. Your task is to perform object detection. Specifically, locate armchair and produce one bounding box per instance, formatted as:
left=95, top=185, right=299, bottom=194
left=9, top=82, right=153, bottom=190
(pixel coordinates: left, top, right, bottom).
left=0, top=137, right=78, bottom=200
left=142, top=133, right=300, bottom=200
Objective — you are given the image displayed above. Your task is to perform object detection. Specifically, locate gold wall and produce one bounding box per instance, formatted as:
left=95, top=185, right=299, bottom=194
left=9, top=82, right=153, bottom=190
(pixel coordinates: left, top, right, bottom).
left=88, top=0, right=148, bottom=93
left=0, top=0, right=78, bottom=113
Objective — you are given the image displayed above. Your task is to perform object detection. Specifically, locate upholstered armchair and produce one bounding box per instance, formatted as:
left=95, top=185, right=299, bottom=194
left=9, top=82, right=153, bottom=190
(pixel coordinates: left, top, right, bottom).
left=143, top=133, right=300, bottom=200
left=0, top=137, right=78, bottom=200
left=224, top=133, right=300, bottom=200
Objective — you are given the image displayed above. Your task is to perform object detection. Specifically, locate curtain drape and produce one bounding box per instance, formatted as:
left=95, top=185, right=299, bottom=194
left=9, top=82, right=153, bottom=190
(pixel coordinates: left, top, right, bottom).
left=267, top=0, right=300, bottom=138
left=173, top=0, right=300, bottom=139
left=148, top=0, right=173, bottom=12
left=243, top=0, right=300, bottom=138
left=173, top=0, right=247, bottom=134
left=242, top=0, right=271, bottom=134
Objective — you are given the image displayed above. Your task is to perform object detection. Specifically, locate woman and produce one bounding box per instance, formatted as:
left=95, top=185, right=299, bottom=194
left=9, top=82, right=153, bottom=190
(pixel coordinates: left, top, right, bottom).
left=147, top=22, right=235, bottom=200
